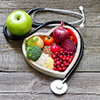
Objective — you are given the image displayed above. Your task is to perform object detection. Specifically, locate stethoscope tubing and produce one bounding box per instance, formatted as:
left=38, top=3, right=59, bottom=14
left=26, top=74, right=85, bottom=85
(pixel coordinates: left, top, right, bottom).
left=3, top=7, right=84, bottom=80
left=63, top=26, right=84, bottom=82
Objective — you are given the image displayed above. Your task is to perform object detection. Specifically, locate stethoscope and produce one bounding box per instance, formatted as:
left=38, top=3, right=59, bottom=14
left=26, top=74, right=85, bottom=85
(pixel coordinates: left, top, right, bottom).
left=3, top=6, right=85, bottom=95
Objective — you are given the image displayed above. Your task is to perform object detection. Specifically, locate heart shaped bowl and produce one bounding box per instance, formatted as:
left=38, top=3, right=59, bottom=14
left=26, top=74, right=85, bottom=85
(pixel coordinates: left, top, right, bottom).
left=22, top=25, right=81, bottom=78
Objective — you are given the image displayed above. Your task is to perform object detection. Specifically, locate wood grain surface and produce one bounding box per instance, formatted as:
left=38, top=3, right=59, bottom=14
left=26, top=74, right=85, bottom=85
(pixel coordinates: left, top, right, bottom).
left=0, top=0, right=100, bottom=100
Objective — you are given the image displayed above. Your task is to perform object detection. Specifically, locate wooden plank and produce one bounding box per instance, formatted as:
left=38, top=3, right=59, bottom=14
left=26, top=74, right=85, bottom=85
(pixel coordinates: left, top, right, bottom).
left=0, top=0, right=100, bottom=27
left=76, top=48, right=100, bottom=71
left=0, top=45, right=100, bottom=72
left=0, top=72, right=43, bottom=93
left=0, top=12, right=100, bottom=27
left=0, top=0, right=100, bottom=13
left=0, top=0, right=100, bottom=99
left=0, top=94, right=33, bottom=100
left=32, top=72, right=100, bottom=94
left=0, top=93, right=100, bottom=100
left=32, top=94, right=100, bottom=100
left=0, top=49, right=34, bottom=71
left=1, top=27, right=100, bottom=49
left=0, top=72, right=100, bottom=94
left=82, top=28, right=100, bottom=47
left=0, top=27, right=100, bottom=72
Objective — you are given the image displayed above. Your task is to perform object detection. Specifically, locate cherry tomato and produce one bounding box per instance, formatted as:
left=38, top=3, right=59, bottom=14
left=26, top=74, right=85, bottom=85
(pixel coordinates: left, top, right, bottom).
left=67, top=28, right=77, bottom=45
left=50, top=44, right=60, bottom=53
left=43, top=36, right=54, bottom=46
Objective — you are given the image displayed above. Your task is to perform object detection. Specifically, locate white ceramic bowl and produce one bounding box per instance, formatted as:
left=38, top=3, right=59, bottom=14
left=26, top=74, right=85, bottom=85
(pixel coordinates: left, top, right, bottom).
left=22, top=25, right=81, bottom=78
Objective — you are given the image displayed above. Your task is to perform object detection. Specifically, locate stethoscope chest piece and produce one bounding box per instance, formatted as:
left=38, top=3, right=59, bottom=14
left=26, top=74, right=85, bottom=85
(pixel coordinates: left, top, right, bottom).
left=50, top=80, right=68, bottom=95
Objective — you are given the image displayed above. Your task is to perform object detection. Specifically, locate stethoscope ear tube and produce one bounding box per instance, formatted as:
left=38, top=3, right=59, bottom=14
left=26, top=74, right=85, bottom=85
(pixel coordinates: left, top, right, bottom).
left=27, top=7, right=45, bottom=27
left=32, top=7, right=85, bottom=27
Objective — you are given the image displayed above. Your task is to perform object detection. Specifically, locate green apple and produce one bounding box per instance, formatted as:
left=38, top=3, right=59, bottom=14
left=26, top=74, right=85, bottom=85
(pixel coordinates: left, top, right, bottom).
left=6, top=10, right=32, bottom=36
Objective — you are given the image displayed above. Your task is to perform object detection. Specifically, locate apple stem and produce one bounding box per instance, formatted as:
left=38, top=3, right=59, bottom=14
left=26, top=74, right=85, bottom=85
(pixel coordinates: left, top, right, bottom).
left=17, top=18, right=20, bottom=20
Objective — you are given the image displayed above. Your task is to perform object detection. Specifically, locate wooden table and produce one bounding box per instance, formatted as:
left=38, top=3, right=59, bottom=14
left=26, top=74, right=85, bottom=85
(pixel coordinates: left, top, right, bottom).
left=0, top=0, right=100, bottom=100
